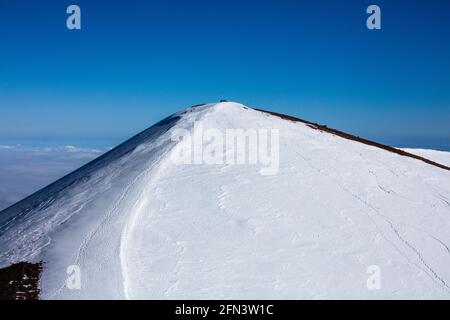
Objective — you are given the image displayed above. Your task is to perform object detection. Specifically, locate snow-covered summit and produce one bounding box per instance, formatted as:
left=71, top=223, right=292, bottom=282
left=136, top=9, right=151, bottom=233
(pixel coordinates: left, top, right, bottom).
left=1, top=101, right=450, bottom=299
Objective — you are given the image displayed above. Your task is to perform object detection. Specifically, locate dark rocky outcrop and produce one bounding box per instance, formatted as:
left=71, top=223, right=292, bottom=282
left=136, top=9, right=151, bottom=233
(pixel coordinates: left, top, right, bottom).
left=0, top=262, right=42, bottom=300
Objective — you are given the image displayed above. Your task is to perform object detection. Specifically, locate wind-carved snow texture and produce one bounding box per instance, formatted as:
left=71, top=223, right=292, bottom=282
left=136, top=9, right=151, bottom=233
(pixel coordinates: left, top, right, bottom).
left=1, top=102, right=450, bottom=299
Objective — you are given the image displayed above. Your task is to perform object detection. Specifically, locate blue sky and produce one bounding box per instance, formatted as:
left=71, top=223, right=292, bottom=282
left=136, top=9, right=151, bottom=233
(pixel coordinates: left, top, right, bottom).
left=0, top=0, right=449, bottom=150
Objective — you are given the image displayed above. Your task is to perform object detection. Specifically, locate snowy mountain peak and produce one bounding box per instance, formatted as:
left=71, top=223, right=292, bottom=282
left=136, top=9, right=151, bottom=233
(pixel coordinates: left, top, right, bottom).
left=1, top=102, right=450, bottom=299
left=178, top=101, right=245, bottom=113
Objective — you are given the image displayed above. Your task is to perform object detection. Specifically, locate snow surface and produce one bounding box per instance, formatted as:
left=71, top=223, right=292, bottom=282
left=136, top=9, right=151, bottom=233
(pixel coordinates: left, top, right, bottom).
left=1, top=102, right=450, bottom=299
left=401, top=148, right=450, bottom=168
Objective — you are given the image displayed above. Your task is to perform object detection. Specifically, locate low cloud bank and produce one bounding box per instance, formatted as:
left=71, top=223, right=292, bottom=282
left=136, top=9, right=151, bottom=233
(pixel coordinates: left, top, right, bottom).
left=0, top=145, right=110, bottom=211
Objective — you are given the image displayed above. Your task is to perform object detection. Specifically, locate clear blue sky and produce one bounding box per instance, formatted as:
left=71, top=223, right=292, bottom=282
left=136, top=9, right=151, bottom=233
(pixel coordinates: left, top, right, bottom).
left=0, top=0, right=449, bottom=150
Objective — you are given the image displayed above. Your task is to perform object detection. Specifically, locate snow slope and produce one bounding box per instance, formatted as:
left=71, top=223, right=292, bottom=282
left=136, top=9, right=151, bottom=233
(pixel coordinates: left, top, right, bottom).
left=1, top=102, right=450, bottom=299
left=401, top=148, right=450, bottom=168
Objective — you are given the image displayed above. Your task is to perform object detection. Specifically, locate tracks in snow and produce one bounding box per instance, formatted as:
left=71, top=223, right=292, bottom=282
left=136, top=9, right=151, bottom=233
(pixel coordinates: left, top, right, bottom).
left=119, top=146, right=177, bottom=299
left=295, top=151, right=450, bottom=293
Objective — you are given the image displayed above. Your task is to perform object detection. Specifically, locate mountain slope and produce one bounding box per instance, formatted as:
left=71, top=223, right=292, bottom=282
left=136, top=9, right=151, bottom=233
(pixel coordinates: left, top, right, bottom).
left=401, top=148, right=450, bottom=168
left=1, top=102, right=450, bottom=299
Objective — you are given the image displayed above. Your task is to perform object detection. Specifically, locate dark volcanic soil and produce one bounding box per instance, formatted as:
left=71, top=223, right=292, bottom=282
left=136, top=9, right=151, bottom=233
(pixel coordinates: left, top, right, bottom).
left=0, top=262, right=42, bottom=300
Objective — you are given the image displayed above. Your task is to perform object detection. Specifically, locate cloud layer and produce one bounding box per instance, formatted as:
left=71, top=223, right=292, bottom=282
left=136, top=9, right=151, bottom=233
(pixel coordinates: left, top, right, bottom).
left=0, top=145, right=109, bottom=211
